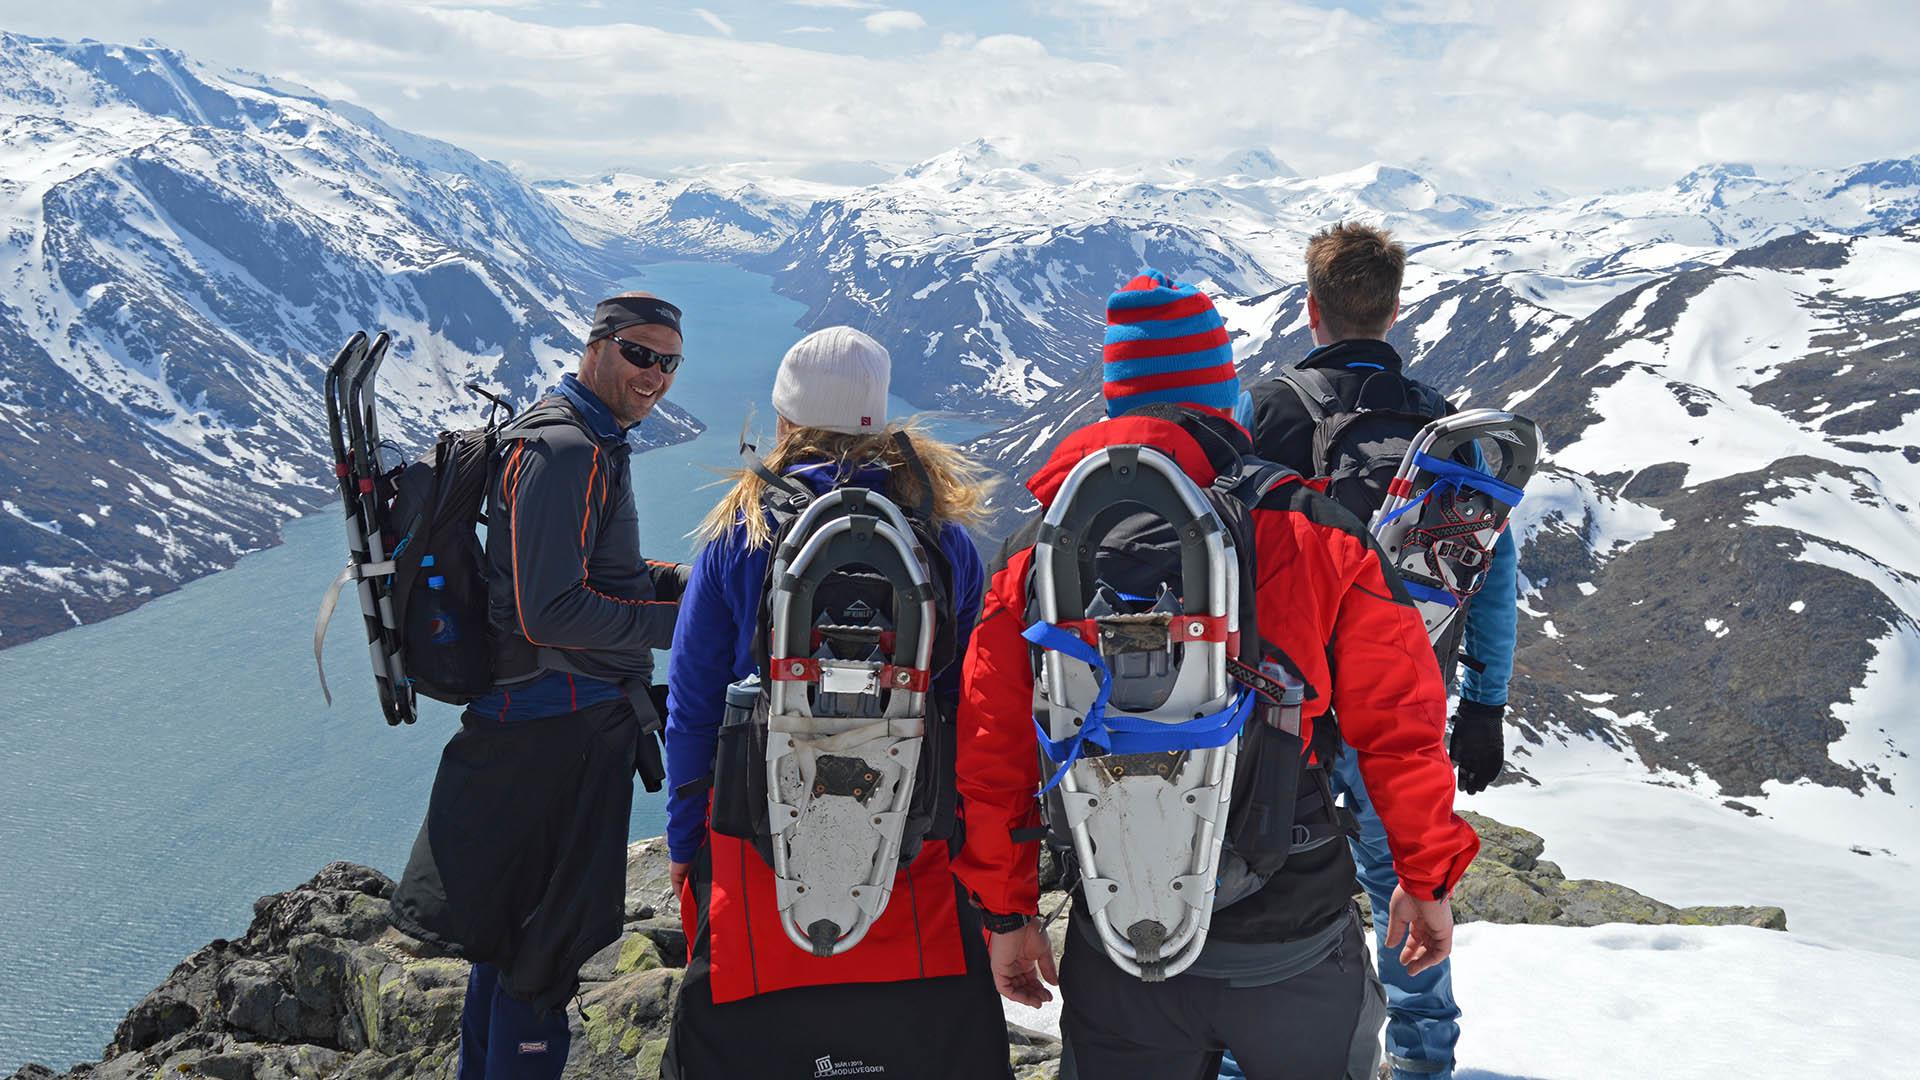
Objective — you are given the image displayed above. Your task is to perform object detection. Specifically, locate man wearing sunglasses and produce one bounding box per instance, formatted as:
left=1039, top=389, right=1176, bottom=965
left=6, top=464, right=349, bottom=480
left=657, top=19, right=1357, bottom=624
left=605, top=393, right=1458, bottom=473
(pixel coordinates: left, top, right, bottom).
left=392, top=292, right=692, bottom=1080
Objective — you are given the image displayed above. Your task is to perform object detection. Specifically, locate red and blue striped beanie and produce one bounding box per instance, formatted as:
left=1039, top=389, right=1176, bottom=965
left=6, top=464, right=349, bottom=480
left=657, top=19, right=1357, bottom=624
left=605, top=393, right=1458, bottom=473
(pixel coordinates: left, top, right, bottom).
left=1102, top=269, right=1238, bottom=420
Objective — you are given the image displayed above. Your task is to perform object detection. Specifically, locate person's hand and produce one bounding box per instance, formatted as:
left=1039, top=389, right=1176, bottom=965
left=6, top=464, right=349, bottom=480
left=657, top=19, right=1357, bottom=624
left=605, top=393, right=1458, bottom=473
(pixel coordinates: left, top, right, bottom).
left=1384, top=886, right=1454, bottom=976
left=988, top=922, right=1058, bottom=1007
left=670, top=861, right=690, bottom=893
left=1449, top=700, right=1506, bottom=794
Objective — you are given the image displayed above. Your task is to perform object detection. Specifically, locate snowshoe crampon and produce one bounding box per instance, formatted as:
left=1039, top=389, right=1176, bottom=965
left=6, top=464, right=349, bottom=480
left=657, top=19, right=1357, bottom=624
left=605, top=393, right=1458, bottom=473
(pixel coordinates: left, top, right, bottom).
left=763, top=488, right=936, bottom=957
left=1028, top=445, right=1252, bottom=981
left=1371, top=409, right=1539, bottom=648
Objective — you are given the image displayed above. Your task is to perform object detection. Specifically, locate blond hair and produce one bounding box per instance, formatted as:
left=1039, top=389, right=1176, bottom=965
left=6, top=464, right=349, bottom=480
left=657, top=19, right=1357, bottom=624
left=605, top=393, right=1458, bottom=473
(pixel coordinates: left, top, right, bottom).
left=697, top=418, right=993, bottom=549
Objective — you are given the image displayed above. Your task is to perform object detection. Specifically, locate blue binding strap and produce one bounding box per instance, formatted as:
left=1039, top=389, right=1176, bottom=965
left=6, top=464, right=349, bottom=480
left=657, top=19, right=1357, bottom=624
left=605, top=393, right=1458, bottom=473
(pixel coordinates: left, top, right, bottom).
left=1400, top=579, right=1460, bottom=608
left=1024, top=620, right=1253, bottom=794
left=1377, top=451, right=1527, bottom=529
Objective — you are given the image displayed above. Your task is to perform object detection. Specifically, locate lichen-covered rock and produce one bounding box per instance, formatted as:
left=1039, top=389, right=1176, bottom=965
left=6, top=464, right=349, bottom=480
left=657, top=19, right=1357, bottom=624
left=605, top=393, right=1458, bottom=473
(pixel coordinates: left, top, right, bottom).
left=1449, top=812, right=1787, bottom=931
left=570, top=967, right=684, bottom=1075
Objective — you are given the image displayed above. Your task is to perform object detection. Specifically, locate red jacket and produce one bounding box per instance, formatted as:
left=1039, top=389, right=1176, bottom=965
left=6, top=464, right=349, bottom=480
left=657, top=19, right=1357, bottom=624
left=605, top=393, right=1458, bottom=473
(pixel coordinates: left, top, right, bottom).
left=951, top=409, right=1478, bottom=938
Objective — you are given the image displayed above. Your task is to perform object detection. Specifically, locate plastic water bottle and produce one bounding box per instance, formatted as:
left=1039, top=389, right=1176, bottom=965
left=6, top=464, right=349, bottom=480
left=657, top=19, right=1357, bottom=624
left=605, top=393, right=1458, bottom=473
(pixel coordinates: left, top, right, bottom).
left=424, top=555, right=459, bottom=645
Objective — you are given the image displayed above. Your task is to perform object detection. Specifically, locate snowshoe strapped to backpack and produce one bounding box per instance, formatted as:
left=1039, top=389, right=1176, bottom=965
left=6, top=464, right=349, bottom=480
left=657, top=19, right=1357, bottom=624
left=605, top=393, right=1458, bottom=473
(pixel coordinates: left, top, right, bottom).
left=314, top=328, right=525, bottom=723
left=1371, top=409, right=1539, bottom=682
left=707, top=436, right=960, bottom=958
left=1024, top=443, right=1274, bottom=982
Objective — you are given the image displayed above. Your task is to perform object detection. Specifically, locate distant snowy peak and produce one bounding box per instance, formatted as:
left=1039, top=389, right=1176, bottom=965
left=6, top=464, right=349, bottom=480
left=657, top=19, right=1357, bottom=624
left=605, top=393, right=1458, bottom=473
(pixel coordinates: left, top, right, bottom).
left=1211, top=147, right=1296, bottom=180
left=896, top=136, right=1080, bottom=187
left=538, top=172, right=818, bottom=257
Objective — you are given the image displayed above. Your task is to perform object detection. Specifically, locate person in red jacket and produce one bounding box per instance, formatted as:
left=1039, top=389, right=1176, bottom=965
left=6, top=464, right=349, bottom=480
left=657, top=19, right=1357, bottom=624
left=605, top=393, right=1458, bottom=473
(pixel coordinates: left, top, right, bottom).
left=954, top=270, right=1480, bottom=1079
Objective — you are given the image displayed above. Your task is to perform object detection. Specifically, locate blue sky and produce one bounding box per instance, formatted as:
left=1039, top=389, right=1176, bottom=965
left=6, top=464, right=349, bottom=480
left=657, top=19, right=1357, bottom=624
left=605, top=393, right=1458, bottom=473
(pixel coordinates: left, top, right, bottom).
left=1, top=0, right=1915, bottom=193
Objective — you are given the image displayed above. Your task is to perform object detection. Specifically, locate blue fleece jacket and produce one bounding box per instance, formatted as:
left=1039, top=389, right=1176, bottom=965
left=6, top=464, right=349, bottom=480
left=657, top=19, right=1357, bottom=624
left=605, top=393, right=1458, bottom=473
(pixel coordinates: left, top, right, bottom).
left=662, top=460, right=985, bottom=864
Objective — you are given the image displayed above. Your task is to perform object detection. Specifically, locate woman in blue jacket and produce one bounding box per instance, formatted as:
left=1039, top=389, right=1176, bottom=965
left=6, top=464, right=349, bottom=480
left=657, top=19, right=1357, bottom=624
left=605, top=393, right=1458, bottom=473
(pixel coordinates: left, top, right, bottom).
left=658, top=326, right=1009, bottom=1079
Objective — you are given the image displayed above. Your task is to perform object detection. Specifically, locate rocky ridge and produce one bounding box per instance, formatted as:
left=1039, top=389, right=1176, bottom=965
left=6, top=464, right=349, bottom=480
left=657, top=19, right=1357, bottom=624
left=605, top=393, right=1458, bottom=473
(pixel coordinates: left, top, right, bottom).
left=11, top=818, right=1782, bottom=1080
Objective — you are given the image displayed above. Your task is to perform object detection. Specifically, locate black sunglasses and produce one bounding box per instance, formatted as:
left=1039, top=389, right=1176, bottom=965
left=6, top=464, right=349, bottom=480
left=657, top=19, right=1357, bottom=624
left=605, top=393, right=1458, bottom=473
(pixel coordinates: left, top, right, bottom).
left=611, top=336, right=684, bottom=374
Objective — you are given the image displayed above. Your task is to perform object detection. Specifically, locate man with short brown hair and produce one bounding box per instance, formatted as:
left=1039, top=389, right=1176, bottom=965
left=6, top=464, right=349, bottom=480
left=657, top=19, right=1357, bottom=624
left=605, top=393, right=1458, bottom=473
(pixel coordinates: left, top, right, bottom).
left=1302, top=220, right=1408, bottom=340
left=1244, top=224, right=1521, bottom=1080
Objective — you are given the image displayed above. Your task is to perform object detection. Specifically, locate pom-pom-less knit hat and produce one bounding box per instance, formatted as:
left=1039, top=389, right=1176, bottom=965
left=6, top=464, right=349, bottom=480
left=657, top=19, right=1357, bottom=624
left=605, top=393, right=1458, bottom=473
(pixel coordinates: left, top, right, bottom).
left=1101, top=270, right=1238, bottom=420
left=772, top=326, right=890, bottom=435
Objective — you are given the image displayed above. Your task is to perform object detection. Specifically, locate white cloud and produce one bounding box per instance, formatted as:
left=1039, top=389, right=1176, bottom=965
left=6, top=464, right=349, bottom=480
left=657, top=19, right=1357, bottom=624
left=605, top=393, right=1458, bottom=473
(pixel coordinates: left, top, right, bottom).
left=973, top=34, right=1045, bottom=59
left=691, top=7, right=734, bottom=37
left=782, top=25, right=834, bottom=34
left=8, top=0, right=1918, bottom=192
left=862, top=9, right=925, bottom=34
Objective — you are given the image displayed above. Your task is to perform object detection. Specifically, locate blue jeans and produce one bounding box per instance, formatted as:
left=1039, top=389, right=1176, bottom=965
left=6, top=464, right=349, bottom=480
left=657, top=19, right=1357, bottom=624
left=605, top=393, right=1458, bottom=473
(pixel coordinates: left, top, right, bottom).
left=460, top=962, right=571, bottom=1079
left=1329, top=750, right=1459, bottom=1079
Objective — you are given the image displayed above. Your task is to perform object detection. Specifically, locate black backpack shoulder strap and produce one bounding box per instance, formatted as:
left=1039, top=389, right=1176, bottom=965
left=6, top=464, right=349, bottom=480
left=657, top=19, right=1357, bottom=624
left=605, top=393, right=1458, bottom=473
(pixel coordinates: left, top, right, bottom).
left=1278, top=366, right=1343, bottom=424
left=889, top=429, right=938, bottom=521
left=1225, top=459, right=1299, bottom=510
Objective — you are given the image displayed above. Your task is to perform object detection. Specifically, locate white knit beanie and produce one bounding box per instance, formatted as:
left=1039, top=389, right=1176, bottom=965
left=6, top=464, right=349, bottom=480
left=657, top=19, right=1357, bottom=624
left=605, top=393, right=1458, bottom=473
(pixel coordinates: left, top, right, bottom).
left=771, top=326, right=891, bottom=435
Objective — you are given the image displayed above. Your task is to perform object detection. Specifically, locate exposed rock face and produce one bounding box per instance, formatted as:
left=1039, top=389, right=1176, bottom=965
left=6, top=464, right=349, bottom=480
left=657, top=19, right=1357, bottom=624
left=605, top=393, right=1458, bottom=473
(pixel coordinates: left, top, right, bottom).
left=13, top=824, right=1778, bottom=1080
left=1446, top=813, right=1786, bottom=930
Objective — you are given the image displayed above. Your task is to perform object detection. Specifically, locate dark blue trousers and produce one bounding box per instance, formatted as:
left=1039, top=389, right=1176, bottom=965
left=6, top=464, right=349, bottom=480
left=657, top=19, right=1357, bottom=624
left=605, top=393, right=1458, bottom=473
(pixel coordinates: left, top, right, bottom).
left=459, top=962, right=571, bottom=1079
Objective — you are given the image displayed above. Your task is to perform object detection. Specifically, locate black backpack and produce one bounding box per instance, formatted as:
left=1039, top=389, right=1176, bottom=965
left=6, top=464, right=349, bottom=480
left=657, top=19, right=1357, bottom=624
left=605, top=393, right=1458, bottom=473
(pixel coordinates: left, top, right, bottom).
left=1278, top=365, right=1449, bottom=525
left=384, top=386, right=528, bottom=705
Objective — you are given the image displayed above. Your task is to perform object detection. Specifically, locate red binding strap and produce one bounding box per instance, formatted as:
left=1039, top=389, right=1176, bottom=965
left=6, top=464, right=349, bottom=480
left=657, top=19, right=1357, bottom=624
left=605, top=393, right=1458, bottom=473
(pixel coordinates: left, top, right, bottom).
left=1053, top=615, right=1230, bottom=645
left=769, top=657, right=820, bottom=681
left=879, top=665, right=930, bottom=692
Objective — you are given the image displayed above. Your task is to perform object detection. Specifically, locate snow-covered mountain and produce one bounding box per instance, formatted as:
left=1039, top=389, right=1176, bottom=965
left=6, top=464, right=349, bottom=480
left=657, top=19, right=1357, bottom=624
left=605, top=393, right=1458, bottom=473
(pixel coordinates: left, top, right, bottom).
left=0, top=33, right=697, bottom=646
left=563, top=138, right=1920, bottom=420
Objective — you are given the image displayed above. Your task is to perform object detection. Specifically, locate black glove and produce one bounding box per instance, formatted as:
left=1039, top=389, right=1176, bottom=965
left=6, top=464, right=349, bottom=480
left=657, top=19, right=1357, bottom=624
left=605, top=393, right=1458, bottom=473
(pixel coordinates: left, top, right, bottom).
left=1448, top=700, right=1505, bottom=794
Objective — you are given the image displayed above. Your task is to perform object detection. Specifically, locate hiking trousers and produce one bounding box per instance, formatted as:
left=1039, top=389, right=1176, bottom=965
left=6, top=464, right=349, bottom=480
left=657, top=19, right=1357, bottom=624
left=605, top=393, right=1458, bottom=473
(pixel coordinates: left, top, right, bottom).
left=1059, top=913, right=1368, bottom=1080
left=458, top=962, right=570, bottom=1079
left=1330, top=748, right=1461, bottom=1079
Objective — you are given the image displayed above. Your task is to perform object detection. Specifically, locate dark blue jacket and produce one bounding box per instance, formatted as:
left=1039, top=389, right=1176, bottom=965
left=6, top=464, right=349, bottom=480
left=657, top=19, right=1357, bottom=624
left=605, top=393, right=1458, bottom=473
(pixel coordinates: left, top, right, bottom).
left=663, top=460, right=985, bottom=864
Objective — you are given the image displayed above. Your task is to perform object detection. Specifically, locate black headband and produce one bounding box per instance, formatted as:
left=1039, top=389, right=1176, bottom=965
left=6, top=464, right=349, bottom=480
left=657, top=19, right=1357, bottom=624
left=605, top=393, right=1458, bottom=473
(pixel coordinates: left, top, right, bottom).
left=589, top=295, right=683, bottom=344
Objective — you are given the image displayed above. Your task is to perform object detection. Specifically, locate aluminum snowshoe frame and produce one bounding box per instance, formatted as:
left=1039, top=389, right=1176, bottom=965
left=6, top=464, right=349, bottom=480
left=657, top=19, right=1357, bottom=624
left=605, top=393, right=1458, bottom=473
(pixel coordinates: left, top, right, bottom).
left=315, top=330, right=416, bottom=726
left=762, top=486, right=936, bottom=957
left=1028, top=444, right=1249, bottom=981
left=1371, top=408, right=1539, bottom=646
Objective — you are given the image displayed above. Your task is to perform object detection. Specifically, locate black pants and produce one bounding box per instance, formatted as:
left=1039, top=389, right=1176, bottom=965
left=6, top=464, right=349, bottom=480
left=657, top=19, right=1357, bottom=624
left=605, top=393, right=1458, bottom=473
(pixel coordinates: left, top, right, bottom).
left=660, top=876, right=1013, bottom=1080
left=1059, top=916, right=1368, bottom=1080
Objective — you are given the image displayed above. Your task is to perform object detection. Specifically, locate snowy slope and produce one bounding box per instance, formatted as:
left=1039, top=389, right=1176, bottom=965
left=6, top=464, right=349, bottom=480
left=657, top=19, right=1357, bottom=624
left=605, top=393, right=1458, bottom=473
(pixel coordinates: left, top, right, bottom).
left=1006, top=923, right=1910, bottom=1078
left=0, top=34, right=697, bottom=646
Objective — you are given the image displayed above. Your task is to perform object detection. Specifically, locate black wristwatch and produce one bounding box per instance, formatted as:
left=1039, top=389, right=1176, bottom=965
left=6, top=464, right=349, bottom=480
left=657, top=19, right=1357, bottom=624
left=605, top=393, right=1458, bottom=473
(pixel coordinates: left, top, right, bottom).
left=980, top=910, right=1031, bottom=934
